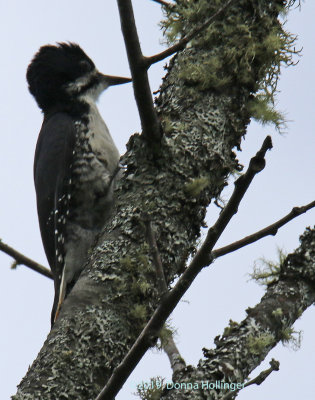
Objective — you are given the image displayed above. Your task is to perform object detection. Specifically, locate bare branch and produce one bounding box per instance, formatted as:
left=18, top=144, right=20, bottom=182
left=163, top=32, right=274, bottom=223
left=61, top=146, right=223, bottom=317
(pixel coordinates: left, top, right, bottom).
left=95, top=137, right=272, bottom=400
left=144, top=216, right=186, bottom=374
left=162, top=336, right=186, bottom=375
left=244, top=358, right=280, bottom=388
left=144, top=217, right=168, bottom=296
left=145, top=0, right=236, bottom=66
left=5, top=195, right=311, bottom=290
left=150, top=0, right=172, bottom=8
left=117, top=0, right=161, bottom=144
left=199, top=136, right=273, bottom=259
left=213, top=200, right=315, bottom=259
left=0, top=239, right=52, bottom=279
left=220, top=359, right=280, bottom=400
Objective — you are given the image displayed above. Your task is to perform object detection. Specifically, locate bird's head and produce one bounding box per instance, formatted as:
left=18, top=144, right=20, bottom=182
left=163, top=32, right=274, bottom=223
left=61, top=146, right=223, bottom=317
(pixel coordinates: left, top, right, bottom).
left=27, top=42, right=131, bottom=113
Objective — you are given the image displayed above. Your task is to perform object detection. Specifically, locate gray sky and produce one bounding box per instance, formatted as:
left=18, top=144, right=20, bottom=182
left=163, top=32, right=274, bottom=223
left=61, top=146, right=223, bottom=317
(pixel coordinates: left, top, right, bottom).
left=1, top=1, right=314, bottom=399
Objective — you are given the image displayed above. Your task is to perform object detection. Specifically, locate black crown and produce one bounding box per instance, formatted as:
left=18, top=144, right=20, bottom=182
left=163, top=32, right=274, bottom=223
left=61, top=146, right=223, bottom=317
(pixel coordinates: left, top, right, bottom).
left=27, top=43, right=95, bottom=112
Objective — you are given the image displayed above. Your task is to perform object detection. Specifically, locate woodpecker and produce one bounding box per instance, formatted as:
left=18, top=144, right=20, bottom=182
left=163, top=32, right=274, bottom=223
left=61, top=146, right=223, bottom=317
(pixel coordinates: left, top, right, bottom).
left=27, top=43, right=131, bottom=326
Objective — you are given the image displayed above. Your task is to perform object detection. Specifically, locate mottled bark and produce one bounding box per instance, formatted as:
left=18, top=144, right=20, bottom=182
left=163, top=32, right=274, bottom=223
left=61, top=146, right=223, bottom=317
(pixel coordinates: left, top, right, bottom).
left=13, top=1, right=298, bottom=399
left=159, top=227, right=315, bottom=399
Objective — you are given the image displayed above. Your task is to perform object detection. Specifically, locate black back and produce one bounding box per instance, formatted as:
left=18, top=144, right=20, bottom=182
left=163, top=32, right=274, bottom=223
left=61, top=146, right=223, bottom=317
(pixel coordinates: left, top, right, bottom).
left=34, top=112, right=76, bottom=319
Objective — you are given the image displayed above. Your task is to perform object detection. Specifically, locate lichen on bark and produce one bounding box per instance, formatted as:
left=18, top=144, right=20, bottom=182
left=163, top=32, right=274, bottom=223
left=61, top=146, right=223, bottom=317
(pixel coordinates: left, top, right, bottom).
left=161, top=0, right=299, bottom=132
left=159, top=227, right=315, bottom=400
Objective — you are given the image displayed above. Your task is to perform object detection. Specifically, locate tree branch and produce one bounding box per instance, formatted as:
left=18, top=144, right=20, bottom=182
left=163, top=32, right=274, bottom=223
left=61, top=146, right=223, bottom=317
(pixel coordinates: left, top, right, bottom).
left=244, top=358, right=280, bottom=388
left=6, top=197, right=313, bottom=284
left=144, top=217, right=186, bottom=374
left=220, top=359, right=280, bottom=400
left=145, top=0, right=236, bottom=66
left=213, top=200, right=315, bottom=258
left=198, top=136, right=272, bottom=262
left=162, top=335, right=186, bottom=376
left=160, top=227, right=315, bottom=399
left=0, top=239, right=52, bottom=279
left=95, top=137, right=272, bottom=400
left=117, top=0, right=161, bottom=144
left=150, top=0, right=172, bottom=8
left=144, top=217, right=168, bottom=297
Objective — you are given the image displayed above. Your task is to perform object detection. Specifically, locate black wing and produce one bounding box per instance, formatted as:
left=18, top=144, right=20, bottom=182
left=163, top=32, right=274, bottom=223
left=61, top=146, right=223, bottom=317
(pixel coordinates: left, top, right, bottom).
left=34, top=112, right=76, bottom=318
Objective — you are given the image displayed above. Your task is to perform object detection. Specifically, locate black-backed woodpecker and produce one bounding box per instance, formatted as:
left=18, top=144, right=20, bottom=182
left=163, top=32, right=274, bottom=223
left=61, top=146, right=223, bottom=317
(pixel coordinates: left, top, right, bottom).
left=27, top=43, right=131, bottom=326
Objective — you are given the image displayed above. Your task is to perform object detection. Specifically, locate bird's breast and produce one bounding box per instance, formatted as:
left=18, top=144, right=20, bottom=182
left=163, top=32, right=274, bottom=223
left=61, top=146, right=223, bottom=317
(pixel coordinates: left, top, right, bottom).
left=70, top=101, right=120, bottom=229
left=85, top=101, right=120, bottom=170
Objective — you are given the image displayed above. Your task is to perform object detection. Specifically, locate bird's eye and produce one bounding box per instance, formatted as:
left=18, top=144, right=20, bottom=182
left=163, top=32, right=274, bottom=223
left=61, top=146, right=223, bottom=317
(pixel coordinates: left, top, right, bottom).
left=79, top=60, right=92, bottom=71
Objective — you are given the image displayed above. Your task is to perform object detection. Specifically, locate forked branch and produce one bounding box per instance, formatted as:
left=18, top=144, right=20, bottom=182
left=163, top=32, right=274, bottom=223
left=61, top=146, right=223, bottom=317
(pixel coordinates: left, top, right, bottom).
left=117, top=0, right=161, bottom=144
left=145, top=0, right=236, bottom=66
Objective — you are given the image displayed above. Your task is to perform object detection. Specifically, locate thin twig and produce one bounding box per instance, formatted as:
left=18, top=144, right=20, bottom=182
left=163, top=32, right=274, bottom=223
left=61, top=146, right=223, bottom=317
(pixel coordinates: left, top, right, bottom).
left=95, top=137, right=272, bottom=400
left=150, top=0, right=172, bottom=8
left=198, top=136, right=273, bottom=261
left=145, top=0, right=236, bottom=66
left=162, top=336, right=186, bottom=375
left=144, top=217, right=186, bottom=374
left=220, top=359, right=280, bottom=400
left=0, top=239, right=52, bottom=279
left=117, top=0, right=161, bottom=144
left=213, top=200, right=315, bottom=259
left=244, top=358, right=280, bottom=387
left=144, top=218, right=168, bottom=296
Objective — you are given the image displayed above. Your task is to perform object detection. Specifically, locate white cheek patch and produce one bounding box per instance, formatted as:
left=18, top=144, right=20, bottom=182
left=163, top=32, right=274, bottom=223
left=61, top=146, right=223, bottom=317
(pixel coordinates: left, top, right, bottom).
left=66, top=70, right=98, bottom=94
left=66, top=70, right=109, bottom=102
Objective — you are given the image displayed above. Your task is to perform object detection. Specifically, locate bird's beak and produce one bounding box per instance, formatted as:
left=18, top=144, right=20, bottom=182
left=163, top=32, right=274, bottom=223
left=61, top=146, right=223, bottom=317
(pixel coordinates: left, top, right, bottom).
left=99, top=73, right=132, bottom=86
